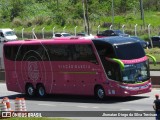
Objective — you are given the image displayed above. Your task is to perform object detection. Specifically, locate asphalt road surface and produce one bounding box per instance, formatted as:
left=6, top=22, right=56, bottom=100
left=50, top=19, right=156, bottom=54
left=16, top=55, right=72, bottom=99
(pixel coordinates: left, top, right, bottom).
left=0, top=83, right=159, bottom=120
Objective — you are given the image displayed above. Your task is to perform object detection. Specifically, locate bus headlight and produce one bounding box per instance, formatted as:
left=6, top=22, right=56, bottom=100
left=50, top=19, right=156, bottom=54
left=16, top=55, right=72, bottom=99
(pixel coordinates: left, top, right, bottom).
left=124, top=91, right=129, bottom=94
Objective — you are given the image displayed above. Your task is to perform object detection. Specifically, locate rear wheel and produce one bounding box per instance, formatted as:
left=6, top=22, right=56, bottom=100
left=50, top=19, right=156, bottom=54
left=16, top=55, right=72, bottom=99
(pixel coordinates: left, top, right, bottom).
left=25, top=84, right=35, bottom=97
left=37, top=84, right=46, bottom=98
left=95, top=86, right=105, bottom=100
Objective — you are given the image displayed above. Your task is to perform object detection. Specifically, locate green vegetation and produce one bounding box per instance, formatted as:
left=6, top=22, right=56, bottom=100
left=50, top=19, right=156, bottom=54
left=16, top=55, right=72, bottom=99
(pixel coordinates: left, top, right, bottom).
left=145, top=48, right=160, bottom=70
left=0, top=0, right=160, bottom=70
left=0, top=0, right=160, bottom=38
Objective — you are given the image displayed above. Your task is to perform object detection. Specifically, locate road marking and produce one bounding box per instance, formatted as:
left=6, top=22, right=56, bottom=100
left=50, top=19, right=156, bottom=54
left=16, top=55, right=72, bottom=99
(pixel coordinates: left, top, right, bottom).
left=92, top=106, right=99, bottom=109
left=38, top=103, right=56, bottom=106
left=77, top=106, right=88, bottom=108
left=120, top=109, right=131, bottom=111
left=136, top=110, right=144, bottom=111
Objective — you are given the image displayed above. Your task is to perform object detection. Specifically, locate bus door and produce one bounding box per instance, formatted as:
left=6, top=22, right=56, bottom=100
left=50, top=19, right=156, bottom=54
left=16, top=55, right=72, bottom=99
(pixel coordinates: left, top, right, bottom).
left=95, top=44, right=122, bottom=96
left=104, top=60, right=122, bottom=95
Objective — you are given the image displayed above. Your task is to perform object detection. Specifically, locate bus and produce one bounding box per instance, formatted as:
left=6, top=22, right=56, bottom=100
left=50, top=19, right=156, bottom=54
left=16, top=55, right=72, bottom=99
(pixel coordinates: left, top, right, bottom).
left=3, top=36, right=156, bottom=99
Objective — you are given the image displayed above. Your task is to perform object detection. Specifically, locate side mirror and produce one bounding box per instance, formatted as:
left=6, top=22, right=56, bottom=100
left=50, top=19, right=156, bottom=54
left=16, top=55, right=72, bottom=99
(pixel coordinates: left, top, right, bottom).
left=105, top=57, right=124, bottom=71
left=146, top=54, right=156, bottom=66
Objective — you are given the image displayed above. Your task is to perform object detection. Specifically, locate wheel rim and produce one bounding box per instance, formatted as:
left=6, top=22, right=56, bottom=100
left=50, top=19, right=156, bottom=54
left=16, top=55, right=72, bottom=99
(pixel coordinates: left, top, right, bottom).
left=97, top=88, right=104, bottom=99
left=28, top=86, right=34, bottom=96
left=39, top=87, right=45, bottom=96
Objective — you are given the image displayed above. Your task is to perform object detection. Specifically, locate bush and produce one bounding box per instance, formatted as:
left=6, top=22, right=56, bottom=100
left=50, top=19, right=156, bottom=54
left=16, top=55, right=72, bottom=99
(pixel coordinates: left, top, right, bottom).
left=24, top=19, right=32, bottom=27
left=32, top=16, right=45, bottom=25
left=12, top=18, right=22, bottom=27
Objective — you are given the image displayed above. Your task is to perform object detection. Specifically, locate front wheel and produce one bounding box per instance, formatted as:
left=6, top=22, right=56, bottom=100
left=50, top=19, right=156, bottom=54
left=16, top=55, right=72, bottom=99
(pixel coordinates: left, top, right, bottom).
left=37, top=84, right=46, bottom=98
left=95, top=86, right=105, bottom=100
left=25, top=84, right=35, bottom=97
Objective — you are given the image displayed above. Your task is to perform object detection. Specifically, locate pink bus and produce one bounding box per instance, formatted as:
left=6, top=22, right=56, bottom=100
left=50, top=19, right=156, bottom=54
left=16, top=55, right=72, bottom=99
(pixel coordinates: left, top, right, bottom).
left=3, top=36, right=156, bottom=99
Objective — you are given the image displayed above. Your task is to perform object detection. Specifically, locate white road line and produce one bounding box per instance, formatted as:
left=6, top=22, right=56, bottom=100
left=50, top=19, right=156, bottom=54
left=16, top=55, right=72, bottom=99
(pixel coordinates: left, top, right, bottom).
left=120, top=109, right=131, bottom=111
left=38, top=103, right=56, bottom=106
left=92, top=106, right=99, bottom=109
left=77, top=106, right=88, bottom=108
left=120, top=109, right=144, bottom=111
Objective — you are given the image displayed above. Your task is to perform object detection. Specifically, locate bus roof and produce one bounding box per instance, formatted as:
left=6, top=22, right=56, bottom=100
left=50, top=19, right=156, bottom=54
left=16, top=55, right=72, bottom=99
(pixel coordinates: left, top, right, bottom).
left=92, top=36, right=139, bottom=46
left=4, top=38, right=92, bottom=45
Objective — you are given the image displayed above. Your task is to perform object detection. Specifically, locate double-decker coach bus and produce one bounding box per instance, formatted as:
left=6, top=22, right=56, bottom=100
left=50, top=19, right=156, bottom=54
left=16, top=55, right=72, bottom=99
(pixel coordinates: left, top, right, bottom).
left=3, top=36, right=156, bottom=99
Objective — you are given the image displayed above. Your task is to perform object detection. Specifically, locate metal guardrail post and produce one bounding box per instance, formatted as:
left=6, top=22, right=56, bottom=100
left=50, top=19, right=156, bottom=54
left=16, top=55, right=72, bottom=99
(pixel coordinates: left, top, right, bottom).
left=32, top=28, right=37, bottom=39
left=122, top=24, right=125, bottom=34
left=52, top=27, right=55, bottom=38
left=97, top=25, right=100, bottom=34
left=42, top=27, right=45, bottom=39
left=135, top=24, right=138, bottom=36
left=22, top=28, right=24, bottom=40
left=110, top=25, right=113, bottom=30
left=74, top=26, right=77, bottom=36
left=148, top=24, right=153, bottom=48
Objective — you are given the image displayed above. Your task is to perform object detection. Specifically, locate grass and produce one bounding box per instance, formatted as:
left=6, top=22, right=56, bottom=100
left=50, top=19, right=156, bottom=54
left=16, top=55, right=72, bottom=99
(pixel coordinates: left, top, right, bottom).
left=145, top=47, right=160, bottom=70
left=145, top=47, right=160, bottom=61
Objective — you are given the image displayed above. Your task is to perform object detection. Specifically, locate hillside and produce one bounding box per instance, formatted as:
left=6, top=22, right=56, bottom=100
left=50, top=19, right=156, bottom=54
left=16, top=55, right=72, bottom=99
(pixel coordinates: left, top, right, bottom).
left=0, top=0, right=160, bottom=37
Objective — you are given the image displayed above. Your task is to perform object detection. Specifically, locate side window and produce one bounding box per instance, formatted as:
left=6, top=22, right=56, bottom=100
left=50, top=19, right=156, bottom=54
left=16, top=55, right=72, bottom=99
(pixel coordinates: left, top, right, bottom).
left=0, top=32, right=4, bottom=37
left=110, top=31, right=115, bottom=36
left=46, top=45, right=72, bottom=61
left=73, top=44, right=98, bottom=64
left=4, top=46, right=19, bottom=61
left=9, top=45, right=49, bottom=61
left=95, top=44, right=115, bottom=58
left=104, top=60, right=121, bottom=81
left=22, top=45, right=49, bottom=61
left=55, top=34, right=62, bottom=37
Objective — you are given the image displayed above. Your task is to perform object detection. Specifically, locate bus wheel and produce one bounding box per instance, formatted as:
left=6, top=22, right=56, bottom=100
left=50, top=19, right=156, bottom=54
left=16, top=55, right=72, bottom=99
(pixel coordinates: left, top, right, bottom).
left=95, top=86, right=105, bottom=100
left=37, top=84, right=46, bottom=98
left=25, top=84, right=35, bottom=97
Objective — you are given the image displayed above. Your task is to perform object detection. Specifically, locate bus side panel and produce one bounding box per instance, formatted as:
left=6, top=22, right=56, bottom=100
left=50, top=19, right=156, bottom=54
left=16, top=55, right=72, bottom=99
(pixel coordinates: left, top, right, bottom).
left=49, top=61, right=104, bottom=96
left=4, top=60, right=24, bottom=93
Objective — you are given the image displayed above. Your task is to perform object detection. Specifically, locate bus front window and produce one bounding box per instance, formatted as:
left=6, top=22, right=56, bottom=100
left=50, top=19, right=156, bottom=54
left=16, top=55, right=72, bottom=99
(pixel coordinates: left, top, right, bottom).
left=122, top=61, right=150, bottom=83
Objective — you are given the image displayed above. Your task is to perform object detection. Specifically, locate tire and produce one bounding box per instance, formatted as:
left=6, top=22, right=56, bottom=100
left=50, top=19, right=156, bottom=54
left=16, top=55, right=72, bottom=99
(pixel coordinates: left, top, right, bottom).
left=37, top=84, right=46, bottom=98
left=95, top=86, right=105, bottom=100
left=25, top=84, right=35, bottom=97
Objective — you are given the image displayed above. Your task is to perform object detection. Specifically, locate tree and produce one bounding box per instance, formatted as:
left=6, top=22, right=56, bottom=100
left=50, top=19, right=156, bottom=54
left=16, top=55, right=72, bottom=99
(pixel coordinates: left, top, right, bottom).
left=10, top=0, right=24, bottom=21
left=82, top=0, right=89, bottom=35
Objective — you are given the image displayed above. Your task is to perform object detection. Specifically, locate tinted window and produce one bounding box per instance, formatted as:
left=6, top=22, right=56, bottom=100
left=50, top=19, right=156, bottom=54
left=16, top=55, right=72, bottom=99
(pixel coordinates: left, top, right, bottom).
left=4, top=44, right=98, bottom=63
left=55, top=34, right=62, bottom=37
left=47, top=44, right=98, bottom=63
left=115, top=42, right=145, bottom=60
left=46, top=45, right=73, bottom=61
left=94, top=43, right=116, bottom=58
left=4, top=45, right=48, bottom=61
left=4, top=46, right=19, bottom=61
left=104, top=60, right=121, bottom=81
left=73, top=44, right=97, bottom=63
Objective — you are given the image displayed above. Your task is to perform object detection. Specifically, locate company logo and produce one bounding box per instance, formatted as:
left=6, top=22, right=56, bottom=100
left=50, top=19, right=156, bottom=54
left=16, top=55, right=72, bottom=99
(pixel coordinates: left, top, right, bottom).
left=28, top=62, right=39, bottom=81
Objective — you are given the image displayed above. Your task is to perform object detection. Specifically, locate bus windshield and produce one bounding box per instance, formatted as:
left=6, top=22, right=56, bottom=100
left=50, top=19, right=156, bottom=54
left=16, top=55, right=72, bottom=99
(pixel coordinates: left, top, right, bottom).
left=122, top=61, right=150, bottom=83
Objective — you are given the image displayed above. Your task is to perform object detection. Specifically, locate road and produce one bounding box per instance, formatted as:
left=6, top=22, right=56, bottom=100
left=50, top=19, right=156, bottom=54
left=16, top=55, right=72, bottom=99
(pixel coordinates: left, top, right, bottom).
left=0, top=83, right=159, bottom=120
